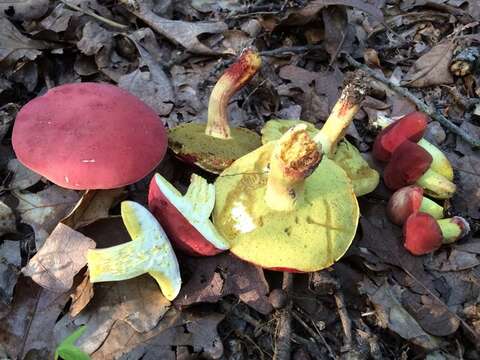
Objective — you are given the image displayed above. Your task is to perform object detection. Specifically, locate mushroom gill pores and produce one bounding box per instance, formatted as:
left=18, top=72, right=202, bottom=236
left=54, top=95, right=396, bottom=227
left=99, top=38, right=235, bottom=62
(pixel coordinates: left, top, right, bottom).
left=212, top=75, right=369, bottom=272
left=213, top=125, right=359, bottom=272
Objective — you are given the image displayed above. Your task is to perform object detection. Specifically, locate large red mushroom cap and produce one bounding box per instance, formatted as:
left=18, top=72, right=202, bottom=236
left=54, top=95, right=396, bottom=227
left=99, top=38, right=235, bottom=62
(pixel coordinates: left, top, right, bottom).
left=373, top=112, right=428, bottom=162
left=384, top=141, right=432, bottom=191
left=403, top=213, right=443, bottom=255
left=12, top=83, right=167, bottom=190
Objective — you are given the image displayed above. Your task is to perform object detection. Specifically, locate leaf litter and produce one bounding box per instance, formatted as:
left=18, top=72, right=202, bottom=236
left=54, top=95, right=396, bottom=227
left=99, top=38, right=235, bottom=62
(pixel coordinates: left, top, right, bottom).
left=1, top=0, right=480, bottom=359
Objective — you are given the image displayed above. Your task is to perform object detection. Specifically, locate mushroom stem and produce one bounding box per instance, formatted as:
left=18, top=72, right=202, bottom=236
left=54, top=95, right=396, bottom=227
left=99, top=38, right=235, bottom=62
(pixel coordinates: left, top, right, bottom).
left=438, top=217, right=470, bottom=244
left=419, top=197, right=444, bottom=219
left=313, top=72, right=367, bottom=157
left=87, top=201, right=181, bottom=301
left=265, top=125, right=322, bottom=211
left=206, top=49, right=262, bottom=139
left=416, top=168, right=456, bottom=199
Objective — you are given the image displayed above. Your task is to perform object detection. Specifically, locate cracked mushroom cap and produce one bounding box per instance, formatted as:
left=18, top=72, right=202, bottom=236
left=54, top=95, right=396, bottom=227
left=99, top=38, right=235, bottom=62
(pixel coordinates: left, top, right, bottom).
left=12, top=83, right=167, bottom=190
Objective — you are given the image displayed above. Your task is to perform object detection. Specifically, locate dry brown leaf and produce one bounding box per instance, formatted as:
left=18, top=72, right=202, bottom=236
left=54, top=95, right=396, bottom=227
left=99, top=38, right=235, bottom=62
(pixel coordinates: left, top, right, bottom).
left=22, top=223, right=96, bottom=293
left=54, top=275, right=171, bottom=354
left=69, top=273, right=94, bottom=317
left=0, top=0, right=49, bottom=21
left=124, top=0, right=228, bottom=54
left=88, top=310, right=224, bottom=360
left=359, top=278, right=440, bottom=349
left=14, top=185, right=80, bottom=248
left=7, top=159, right=42, bottom=190
left=449, top=154, right=480, bottom=219
left=0, top=277, right=69, bottom=359
left=61, top=188, right=125, bottom=229
left=403, top=41, right=455, bottom=87
left=175, top=253, right=273, bottom=315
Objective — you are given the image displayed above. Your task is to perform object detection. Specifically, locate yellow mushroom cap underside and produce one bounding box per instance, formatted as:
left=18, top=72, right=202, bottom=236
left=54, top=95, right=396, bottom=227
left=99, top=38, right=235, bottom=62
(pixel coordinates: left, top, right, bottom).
left=213, top=142, right=359, bottom=272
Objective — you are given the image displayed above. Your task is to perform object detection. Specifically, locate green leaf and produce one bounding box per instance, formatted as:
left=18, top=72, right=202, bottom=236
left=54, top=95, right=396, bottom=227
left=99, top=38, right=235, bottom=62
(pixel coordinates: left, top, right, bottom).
left=54, top=325, right=90, bottom=360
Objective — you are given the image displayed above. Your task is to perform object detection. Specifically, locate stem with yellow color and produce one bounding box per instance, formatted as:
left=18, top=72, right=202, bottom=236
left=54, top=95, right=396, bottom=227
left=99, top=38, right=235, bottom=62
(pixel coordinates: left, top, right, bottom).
left=206, top=49, right=262, bottom=139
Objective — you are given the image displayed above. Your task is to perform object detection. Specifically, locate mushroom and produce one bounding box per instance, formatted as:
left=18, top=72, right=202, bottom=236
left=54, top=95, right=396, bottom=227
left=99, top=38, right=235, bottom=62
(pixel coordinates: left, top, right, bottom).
left=148, top=173, right=229, bottom=256
left=387, top=185, right=444, bottom=225
left=12, top=82, right=167, bottom=190
left=403, top=213, right=470, bottom=255
left=87, top=201, right=181, bottom=300
left=261, top=119, right=379, bottom=197
left=212, top=76, right=366, bottom=272
left=383, top=141, right=456, bottom=199
left=168, top=49, right=262, bottom=174
left=372, top=112, right=454, bottom=181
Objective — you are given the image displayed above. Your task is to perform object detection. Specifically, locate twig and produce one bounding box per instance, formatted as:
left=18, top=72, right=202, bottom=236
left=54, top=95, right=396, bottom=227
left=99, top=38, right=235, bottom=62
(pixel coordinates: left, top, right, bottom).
left=273, top=272, right=293, bottom=360
left=292, top=309, right=335, bottom=359
left=334, top=290, right=353, bottom=351
left=260, top=45, right=324, bottom=57
left=344, top=54, right=480, bottom=148
left=59, top=0, right=129, bottom=30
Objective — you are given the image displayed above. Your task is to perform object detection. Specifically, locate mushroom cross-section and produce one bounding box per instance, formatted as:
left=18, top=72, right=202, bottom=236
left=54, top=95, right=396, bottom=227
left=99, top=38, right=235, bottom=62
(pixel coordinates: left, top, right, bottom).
left=12, top=82, right=167, bottom=190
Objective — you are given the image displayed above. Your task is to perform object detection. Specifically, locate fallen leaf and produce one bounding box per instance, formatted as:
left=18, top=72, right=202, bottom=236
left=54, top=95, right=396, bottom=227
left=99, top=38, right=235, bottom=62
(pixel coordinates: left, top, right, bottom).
left=22, top=223, right=96, bottom=293
left=0, top=277, right=70, bottom=359
left=54, top=275, right=171, bottom=354
left=322, top=6, right=355, bottom=60
left=87, top=310, right=224, bottom=360
left=175, top=253, right=273, bottom=315
left=281, top=0, right=384, bottom=27
left=357, top=201, right=436, bottom=292
left=126, top=0, right=228, bottom=54
left=118, top=28, right=175, bottom=116
left=69, top=273, right=93, bottom=317
left=61, top=188, right=125, bottom=229
left=77, top=21, right=113, bottom=56
left=14, top=185, right=80, bottom=248
left=7, top=159, right=42, bottom=190
left=425, top=250, right=480, bottom=272
left=0, top=18, right=49, bottom=63
left=449, top=154, right=480, bottom=219
left=0, top=200, right=15, bottom=236
left=456, top=122, right=480, bottom=157
left=359, top=278, right=440, bottom=349
left=0, top=0, right=49, bottom=21
left=402, top=291, right=460, bottom=337
left=0, top=240, right=21, bottom=304
left=403, top=41, right=455, bottom=87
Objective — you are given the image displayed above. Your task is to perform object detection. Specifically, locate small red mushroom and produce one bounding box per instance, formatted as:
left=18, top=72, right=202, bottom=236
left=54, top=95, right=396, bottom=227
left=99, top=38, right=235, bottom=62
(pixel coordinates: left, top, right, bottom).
left=373, top=111, right=428, bottom=162
left=387, top=185, right=444, bottom=225
left=383, top=141, right=432, bottom=190
left=403, top=213, right=470, bottom=255
left=12, top=82, right=167, bottom=190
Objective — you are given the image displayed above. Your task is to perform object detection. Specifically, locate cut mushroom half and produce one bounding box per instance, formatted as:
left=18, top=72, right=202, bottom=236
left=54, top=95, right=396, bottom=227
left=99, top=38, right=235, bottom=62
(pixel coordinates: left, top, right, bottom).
left=87, top=201, right=181, bottom=301
left=148, top=173, right=230, bottom=256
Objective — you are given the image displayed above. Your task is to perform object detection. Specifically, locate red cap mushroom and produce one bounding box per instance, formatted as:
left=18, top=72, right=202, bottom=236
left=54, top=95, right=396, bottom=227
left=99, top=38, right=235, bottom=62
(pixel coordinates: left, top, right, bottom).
left=12, top=82, right=167, bottom=190
left=384, top=141, right=456, bottom=198
left=387, top=185, right=444, bottom=225
left=148, top=173, right=229, bottom=256
left=403, top=213, right=470, bottom=255
left=373, top=111, right=428, bottom=162
left=383, top=141, right=432, bottom=190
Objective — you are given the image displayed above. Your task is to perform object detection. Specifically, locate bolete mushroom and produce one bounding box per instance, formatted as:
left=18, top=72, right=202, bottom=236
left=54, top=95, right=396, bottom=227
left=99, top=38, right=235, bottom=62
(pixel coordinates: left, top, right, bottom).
left=383, top=141, right=456, bottom=198
left=12, top=82, right=167, bottom=190
left=87, top=201, right=181, bottom=300
left=213, top=77, right=366, bottom=271
left=148, top=173, right=229, bottom=256
left=261, top=119, right=379, bottom=197
left=387, top=185, right=444, bottom=225
left=372, top=112, right=454, bottom=181
left=403, top=213, right=470, bottom=255
left=168, top=49, right=262, bottom=174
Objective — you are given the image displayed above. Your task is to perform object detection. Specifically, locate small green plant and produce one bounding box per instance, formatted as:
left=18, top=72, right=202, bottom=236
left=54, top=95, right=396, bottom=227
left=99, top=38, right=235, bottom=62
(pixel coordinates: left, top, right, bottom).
left=54, top=325, right=90, bottom=360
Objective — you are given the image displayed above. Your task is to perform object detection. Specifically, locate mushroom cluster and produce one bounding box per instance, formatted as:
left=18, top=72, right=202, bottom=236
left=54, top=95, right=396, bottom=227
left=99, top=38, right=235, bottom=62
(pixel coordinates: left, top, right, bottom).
left=374, top=113, right=471, bottom=255
left=372, top=112, right=455, bottom=199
